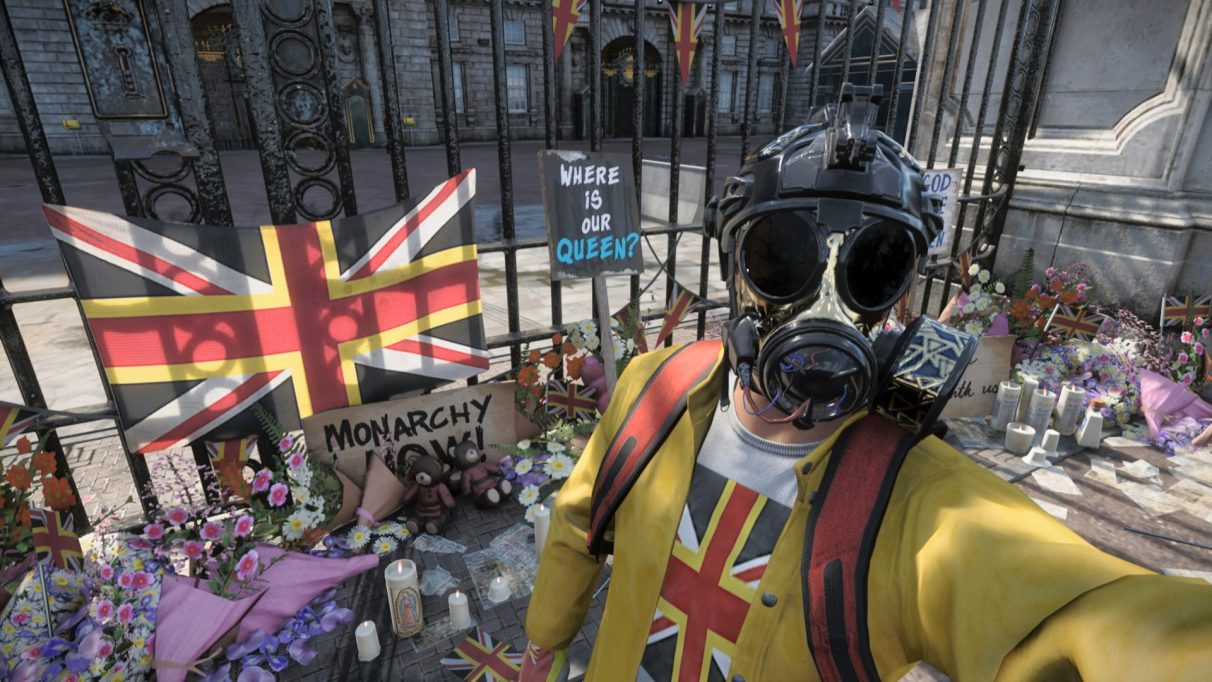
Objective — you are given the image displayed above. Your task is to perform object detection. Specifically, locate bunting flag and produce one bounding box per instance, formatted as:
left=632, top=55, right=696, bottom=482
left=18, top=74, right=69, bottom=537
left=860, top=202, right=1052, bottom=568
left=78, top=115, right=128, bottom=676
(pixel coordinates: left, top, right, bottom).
left=1159, top=294, right=1211, bottom=330
left=440, top=626, right=524, bottom=682
left=45, top=172, right=489, bottom=454
left=653, top=283, right=699, bottom=348
left=546, top=379, right=597, bottom=422
left=551, top=0, right=588, bottom=62
left=1045, top=305, right=1104, bottom=341
left=611, top=303, right=649, bottom=354
left=30, top=507, right=83, bottom=571
left=769, top=0, right=805, bottom=66
left=0, top=402, right=40, bottom=447
left=956, top=248, right=973, bottom=288
left=667, top=1, right=708, bottom=86
left=206, top=436, right=257, bottom=500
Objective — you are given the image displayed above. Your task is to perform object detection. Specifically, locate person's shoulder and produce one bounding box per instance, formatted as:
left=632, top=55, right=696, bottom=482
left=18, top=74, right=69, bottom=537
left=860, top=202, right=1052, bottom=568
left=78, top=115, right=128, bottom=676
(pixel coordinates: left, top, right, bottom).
left=898, top=433, right=1020, bottom=499
left=616, top=340, right=724, bottom=390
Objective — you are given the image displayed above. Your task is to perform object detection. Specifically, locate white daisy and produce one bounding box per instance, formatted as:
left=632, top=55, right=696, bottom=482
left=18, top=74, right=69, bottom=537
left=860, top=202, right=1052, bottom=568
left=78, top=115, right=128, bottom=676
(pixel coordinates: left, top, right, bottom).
left=513, top=458, right=534, bottom=475
left=282, top=511, right=308, bottom=541
left=613, top=336, right=626, bottom=358
left=977, top=270, right=990, bottom=284
left=518, top=485, right=540, bottom=506
left=994, top=282, right=1006, bottom=294
left=516, top=439, right=532, bottom=451
left=348, top=527, right=371, bottom=549
left=577, top=319, right=597, bottom=336
left=373, top=537, right=398, bottom=556
left=292, top=486, right=311, bottom=505
left=547, top=442, right=566, bottom=454
left=584, top=333, right=600, bottom=351
left=970, top=283, right=982, bottom=295
left=544, top=454, right=574, bottom=480
left=967, top=263, right=980, bottom=276
left=525, top=504, right=541, bottom=524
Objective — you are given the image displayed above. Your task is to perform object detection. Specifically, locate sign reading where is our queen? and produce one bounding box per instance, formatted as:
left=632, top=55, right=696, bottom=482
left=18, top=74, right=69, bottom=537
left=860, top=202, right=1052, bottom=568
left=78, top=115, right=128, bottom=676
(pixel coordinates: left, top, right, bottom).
left=539, top=150, right=643, bottom=281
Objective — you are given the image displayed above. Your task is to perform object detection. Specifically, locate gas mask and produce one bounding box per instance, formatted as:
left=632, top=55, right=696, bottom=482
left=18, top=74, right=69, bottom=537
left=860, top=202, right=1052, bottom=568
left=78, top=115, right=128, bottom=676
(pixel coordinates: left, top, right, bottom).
left=705, top=83, right=972, bottom=432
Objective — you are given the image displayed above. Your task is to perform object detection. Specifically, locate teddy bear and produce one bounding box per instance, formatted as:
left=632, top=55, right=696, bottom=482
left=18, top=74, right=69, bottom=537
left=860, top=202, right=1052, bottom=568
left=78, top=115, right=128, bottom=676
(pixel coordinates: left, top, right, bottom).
left=402, top=454, right=456, bottom=535
left=448, top=439, right=513, bottom=509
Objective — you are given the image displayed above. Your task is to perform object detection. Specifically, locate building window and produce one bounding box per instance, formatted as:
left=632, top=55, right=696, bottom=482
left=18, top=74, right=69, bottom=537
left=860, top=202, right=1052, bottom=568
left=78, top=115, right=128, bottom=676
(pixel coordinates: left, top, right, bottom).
left=506, top=64, right=529, bottom=112
left=724, top=1, right=739, bottom=10
left=449, top=12, right=460, bottom=42
left=505, top=17, right=525, bottom=45
left=758, top=72, right=776, bottom=113
left=453, top=62, right=466, bottom=113
left=717, top=71, right=735, bottom=112
left=720, top=35, right=736, bottom=56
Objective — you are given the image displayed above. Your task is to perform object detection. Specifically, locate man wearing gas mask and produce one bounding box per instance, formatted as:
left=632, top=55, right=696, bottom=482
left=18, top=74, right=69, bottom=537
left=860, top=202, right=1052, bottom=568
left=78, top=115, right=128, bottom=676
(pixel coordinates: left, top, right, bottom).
left=519, top=84, right=1212, bottom=682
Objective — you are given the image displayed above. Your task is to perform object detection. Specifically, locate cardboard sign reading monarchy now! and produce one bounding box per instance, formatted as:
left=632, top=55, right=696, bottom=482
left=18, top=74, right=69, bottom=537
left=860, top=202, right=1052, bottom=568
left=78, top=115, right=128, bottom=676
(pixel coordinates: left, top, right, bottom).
left=539, top=150, right=643, bottom=281
left=302, top=382, right=517, bottom=488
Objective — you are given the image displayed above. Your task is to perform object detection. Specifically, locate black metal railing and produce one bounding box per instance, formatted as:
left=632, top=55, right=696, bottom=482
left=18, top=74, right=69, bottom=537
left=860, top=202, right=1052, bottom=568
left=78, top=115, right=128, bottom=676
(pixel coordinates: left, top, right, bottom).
left=0, top=0, right=1053, bottom=532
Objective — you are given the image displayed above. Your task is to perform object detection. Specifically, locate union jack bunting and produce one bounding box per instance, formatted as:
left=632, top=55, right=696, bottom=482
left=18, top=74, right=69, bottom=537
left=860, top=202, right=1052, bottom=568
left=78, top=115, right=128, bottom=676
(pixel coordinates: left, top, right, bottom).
left=206, top=436, right=257, bottom=500
left=440, top=626, right=523, bottom=682
left=667, top=1, right=708, bottom=86
left=1045, top=305, right=1104, bottom=341
left=769, top=0, right=805, bottom=66
left=0, top=402, right=40, bottom=447
left=31, top=507, right=83, bottom=571
left=653, top=283, right=699, bottom=348
left=1159, top=294, right=1211, bottom=330
left=546, top=379, right=597, bottom=422
left=551, top=0, right=588, bottom=62
left=44, top=171, right=489, bottom=453
left=612, top=302, right=649, bottom=354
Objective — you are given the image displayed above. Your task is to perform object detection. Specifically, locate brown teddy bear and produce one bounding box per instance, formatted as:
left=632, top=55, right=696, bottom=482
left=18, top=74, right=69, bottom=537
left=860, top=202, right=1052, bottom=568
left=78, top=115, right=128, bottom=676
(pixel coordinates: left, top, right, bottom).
left=402, top=454, right=456, bottom=535
left=448, top=439, right=513, bottom=509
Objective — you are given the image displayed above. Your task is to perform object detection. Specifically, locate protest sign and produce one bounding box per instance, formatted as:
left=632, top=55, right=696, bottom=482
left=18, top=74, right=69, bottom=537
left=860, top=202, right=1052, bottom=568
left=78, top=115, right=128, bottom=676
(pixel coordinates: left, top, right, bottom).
left=923, top=168, right=962, bottom=258
left=940, top=335, right=1015, bottom=419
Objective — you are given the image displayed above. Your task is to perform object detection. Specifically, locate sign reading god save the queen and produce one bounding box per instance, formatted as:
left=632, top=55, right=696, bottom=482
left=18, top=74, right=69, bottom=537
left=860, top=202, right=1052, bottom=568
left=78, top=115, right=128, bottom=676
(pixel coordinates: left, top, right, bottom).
left=539, top=150, right=643, bottom=281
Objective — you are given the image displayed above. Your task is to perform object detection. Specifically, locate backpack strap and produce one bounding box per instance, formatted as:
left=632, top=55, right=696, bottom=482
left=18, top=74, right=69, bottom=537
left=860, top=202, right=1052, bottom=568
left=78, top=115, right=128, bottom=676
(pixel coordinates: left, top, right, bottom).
left=802, top=413, right=914, bottom=682
left=587, top=340, right=722, bottom=557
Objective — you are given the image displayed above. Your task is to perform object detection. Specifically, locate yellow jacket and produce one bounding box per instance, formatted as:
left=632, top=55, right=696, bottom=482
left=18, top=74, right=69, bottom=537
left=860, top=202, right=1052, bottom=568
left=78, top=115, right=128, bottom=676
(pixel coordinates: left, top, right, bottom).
left=526, top=344, right=1212, bottom=681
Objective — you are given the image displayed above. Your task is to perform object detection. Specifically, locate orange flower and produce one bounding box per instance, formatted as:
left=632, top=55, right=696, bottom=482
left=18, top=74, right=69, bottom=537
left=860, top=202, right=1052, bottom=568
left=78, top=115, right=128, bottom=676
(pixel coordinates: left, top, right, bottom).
left=41, top=476, right=76, bottom=512
left=541, top=352, right=562, bottom=369
left=567, top=356, right=586, bottom=381
left=1050, top=277, right=1063, bottom=292
left=1038, top=295, right=1055, bottom=310
left=5, top=464, right=32, bottom=491
left=517, top=364, right=539, bottom=387
left=562, top=341, right=577, bottom=356
left=1059, top=290, right=1078, bottom=304
left=31, top=451, right=57, bottom=477
left=1025, top=288, right=1038, bottom=301
left=527, top=350, right=541, bottom=363
left=551, top=332, right=564, bottom=346
left=1010, top=300, right=1032, bottom=319
left=16, top=505, right=29, bottom=529
left=15, top=437, right=31, bottom=454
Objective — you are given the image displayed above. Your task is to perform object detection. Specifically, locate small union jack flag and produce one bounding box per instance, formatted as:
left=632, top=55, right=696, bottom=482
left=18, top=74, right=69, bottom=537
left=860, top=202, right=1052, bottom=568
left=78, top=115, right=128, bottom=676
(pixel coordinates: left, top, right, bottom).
left=440, top=626, right=523, bottom=681
left=206, top=436, right=257, bottom=500
left=769, top=0, right=805, bottom=66
left=31, top=507, right=83, bottom=571
left=547, top=379, right=597, bottom=422
left=550, top=0, right=588, bottom=62
left=1159, top=294, right=1211, bottom=330
left=653, top=283, right=699, bottom=348
left=0, top=401, right=40, bottom=447
left=1045, top=305, right=1104, bottom=341
left=956, top=248, right=974, bottom=288
left=667, top=1, right=708, bottom=86
left=612, top=302, right=649, bottom=354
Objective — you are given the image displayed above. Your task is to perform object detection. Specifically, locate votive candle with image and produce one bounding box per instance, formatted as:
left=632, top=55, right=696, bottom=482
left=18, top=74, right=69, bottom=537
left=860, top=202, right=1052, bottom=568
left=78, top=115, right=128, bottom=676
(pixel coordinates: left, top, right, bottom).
left=385, top=559, right=423, bottom=637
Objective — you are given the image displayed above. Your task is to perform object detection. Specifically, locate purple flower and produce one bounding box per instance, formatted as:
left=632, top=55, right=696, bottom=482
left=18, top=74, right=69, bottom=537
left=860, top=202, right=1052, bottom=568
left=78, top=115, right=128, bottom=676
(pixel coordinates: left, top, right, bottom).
left=268, top=482, right=288, bottom=507
left=144, top=523, right=165, bottom=540
left=236, top=549, right=261, bottom=582
left=1179, top=352, right=1190, bottom=364
left=287, top=638, right=317, bottom=665
left=267, top=654, right=290, bottom=672
left=237, top=667, right=275, bottom=682
left=278, top=435, right=294, bottom=452
left=183, top=540, right=205, bottom=560
left=165, top=507, right=189, bottom=526
left=234, top=515, right=255, bottom=537
left=252, top=469, right=272, bottom=493
left=1045, top=267, right=1056, bottom=277
left=201, top=521, right=223, bottom=541
left=320, top=606, right=353, bottom=631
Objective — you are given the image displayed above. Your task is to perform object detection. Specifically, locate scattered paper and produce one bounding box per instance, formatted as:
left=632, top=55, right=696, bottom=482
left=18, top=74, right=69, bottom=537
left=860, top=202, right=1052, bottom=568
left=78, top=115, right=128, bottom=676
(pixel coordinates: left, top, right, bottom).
left=1162, top=568, right=1212, bottom=585
left=1168, top=455, right=1212, bottom=488
left=464, top=522, right=540, bottom=607
left=1163, top=478, right=1212, bottom=523
left=1102, top=436, right=1146, bottom=449
left=1085, top=458, right=1118, bottom=487
left=1115, top=480, right=1182, bottom=515
left=419, top=564, right=459, bottom=596
left=1029, top=496, right=1069, bottom=521
left=1031, top=466, right=1081, bottom=496
left=412, top=534, right=468, bottom=555
left=1118, top=459, right=1161, bottom=484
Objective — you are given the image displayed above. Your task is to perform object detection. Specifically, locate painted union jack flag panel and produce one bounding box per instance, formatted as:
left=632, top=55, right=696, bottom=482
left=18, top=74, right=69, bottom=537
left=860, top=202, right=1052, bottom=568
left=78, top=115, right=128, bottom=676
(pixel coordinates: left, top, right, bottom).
left=45, top=170, right=488, bottom=454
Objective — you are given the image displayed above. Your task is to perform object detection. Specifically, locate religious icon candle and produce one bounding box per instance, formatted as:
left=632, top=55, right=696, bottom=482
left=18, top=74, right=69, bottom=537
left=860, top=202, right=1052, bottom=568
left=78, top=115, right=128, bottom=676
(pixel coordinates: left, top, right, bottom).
left=448, top=589, right=472, bottom=630
left=355, top=620, right=381, bottom=662
left=1005, top=422, right=1035, bottom=455
left=1054, top=384, right=1085, bottom=436
left=534, top=503, right=551, bottom=559
left=386, top=559, right=424, bottom=637
left=1025, top=388, right=1056, bottom=444
left=990, top=381, right=1022, bottom=431
left=1015, top=376, right=1039, bottom=424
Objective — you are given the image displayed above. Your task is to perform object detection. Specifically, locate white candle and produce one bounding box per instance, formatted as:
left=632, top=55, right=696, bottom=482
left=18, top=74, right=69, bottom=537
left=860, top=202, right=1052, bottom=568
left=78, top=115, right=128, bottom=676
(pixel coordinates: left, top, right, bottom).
left=448, top=589, right=472, bottom=629
left=1026, top=389, right=1056, bottom=444
left=1040, top=429, right=1060, bottom=455
left=1076, top=405, right=1105, bottom=449
left=385, top=559, right=423, bottom=637
left=1015, top=377, right=1039, bottom=424
left=1005, top=422, right=1035, bottom=455
left=1054, top=384, right=1085, bottom=436
left=355, top=620, right=380, bottom=662
left=533, top=503, right=551, bottom=559
left=1022, top=446, right=1051, bottom=468
left=990, top=381, right=1022, bottom=431
left=487, top=575, right=512, bottom=603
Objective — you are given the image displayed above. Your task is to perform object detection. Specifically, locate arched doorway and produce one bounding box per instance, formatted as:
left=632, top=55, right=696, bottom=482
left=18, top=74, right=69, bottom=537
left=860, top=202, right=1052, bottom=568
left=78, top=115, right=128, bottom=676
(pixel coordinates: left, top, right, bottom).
left=191, top=4, right=254, bottom=150
left=601, top=38, right=662, bottom=138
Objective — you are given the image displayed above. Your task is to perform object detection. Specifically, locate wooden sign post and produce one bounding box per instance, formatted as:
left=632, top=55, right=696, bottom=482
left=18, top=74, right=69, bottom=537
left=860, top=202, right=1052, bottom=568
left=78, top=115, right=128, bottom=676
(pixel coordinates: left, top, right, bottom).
left=538, top=150, right=643, bottom=395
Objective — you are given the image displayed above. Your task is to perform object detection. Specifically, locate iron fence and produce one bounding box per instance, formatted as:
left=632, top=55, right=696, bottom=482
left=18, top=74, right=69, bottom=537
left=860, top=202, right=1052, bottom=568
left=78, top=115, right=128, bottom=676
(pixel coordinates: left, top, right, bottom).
left=0, top=0, right=1055, bottom=531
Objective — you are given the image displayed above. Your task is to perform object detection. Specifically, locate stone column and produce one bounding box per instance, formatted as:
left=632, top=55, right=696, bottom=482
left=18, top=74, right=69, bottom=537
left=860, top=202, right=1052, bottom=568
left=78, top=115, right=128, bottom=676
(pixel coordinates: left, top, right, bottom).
left=354, top=3, right=387, bottom=144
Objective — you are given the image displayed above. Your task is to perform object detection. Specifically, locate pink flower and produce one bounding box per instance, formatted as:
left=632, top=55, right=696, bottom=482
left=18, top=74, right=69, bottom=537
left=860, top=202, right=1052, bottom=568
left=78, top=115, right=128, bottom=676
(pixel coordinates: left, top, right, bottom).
left=21, top=647, right=40, bottom=661
left=1195, top=316, right=1205, bottom=327
left=278, top=435, right=294, bottom=452
left=1203, top=328, right=1210, bottom=339
left=165, top=507, right=188, bottom=527
left=1181, top=331, right=1194, bottom=344
left=118, top=573, right=133, bottom=589
left=235, top=550, right=260, bottom=582
left=95, top=599, right=114, bottom=621
left=287, top=451, right=305, bottom=469
left=12, top=611, right=29, bottom=626
left=1076, top=283, right=1086, bottom=293
left=201, top=521, right=222, bottom=542
left=99, top=565, right=115, bottom=582
left=1045, top=267, right=1056, bottom=277
left=1195, top=343, right=1205, bottom=356
left=183, top=540, right=204, bottom=561
left=1182, top=372, right=1194, bottom=386
left=1029, top=283, right=1042, bottom=294
left=268, top=482, right=289, bottom=507
left=1179, top=352, right=1190, bottom=364
left=144, top=523, right=164, bottom=541
left=131, top=571, right=151, bottom=591
left=97, top=640, right=113, bottom=658
left=116, top=603, right=133, bottom=624
left=234, top=515, right=254, bottom=537
left=252, top=469, right=272, bottom=493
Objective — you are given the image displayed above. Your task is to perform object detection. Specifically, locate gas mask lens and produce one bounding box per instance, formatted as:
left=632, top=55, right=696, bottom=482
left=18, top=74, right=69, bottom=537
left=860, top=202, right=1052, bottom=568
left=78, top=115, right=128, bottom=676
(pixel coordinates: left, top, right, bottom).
left=840, top=221, right=918, bottom=312
left=739, top=212, right=823, bottom=302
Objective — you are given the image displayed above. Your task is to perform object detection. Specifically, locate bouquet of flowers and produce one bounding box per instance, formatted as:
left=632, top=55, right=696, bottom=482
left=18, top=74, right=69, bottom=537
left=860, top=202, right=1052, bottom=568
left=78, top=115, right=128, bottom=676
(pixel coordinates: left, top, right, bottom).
left=1, top=436, right=77, bottom=576
left=495, top=420, right=592, bottom=524
left=944, top=262, right=1010, bottom=336
left=1163, top=315, right=1210, bottom=390
left=1006, top=263, right=1093, bottom=343
left=1014, top=339, right=1140, bottom=426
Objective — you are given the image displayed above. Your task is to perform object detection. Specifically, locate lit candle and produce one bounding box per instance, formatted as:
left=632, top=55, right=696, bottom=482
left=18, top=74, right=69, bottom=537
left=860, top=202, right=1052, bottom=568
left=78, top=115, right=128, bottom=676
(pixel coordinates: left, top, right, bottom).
left=1026, top=388, right=1056, bottom=444
left=1005, top=422, right=1035, bottom=455
left=1053, top=384, right=1085, bottom=436
left=990, top=381, right=1022, bottom=431
left=534, top=503, right=551, bottom=559
left=355, top=620, right=380, bottom=662
left=385, top=559, right=423, bottom=637
left=1015, top=376, right=1039, bottom=424
left=487, top=575, right=512, bottom=604
left=448, top=589, right=472, bottom=629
